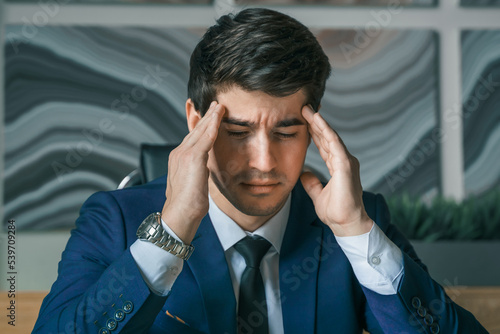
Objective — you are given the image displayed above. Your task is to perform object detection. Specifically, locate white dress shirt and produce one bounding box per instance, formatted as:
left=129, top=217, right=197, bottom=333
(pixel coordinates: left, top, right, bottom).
left=130, top=193, right=404, bottom=333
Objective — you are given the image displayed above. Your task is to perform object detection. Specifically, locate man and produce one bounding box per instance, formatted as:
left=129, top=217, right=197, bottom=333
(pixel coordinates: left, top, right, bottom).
left=34, top=8, right=486, bottom=334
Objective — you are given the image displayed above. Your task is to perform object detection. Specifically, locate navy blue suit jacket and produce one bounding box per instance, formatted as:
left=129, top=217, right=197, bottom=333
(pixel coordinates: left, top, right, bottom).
left=34, top=176, right=486, bottom=333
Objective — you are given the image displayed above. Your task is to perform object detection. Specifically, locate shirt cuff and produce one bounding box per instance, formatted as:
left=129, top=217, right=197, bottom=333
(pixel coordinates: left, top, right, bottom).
left=335, top=222, right=403, bottom=295
left=130, top=218, right=184, bottom=296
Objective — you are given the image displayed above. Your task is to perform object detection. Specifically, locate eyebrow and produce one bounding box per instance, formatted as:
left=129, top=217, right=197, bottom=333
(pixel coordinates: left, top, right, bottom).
left=222, top=117, right=305, bottom=128
left=276, top=118, right=305, bottom=127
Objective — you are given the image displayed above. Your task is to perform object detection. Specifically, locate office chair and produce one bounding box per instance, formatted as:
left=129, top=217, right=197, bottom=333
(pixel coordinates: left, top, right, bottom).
left=117, top=143, right=179, bottom=189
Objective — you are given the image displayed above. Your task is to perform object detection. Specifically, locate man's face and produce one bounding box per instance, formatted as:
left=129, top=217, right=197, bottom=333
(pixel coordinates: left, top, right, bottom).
left=207, top=86, right=310, bottom=224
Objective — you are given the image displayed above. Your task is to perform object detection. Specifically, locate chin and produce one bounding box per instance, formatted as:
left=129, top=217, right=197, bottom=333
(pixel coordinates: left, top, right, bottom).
left=230, top=194, right=288, bottom=217
left=236, top=205, right=282, bottom=217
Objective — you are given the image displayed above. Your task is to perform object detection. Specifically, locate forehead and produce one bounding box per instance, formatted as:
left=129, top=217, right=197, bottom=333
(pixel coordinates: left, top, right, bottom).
left=216, top=86, right=307, bottom=124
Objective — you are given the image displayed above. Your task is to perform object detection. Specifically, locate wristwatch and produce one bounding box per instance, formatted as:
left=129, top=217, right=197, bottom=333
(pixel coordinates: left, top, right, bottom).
left=136, top=212, right=195, bottom=261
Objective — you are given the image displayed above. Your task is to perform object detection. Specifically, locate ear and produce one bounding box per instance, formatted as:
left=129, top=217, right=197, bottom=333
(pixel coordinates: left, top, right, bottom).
left=186, top=98, right=202, bottom=132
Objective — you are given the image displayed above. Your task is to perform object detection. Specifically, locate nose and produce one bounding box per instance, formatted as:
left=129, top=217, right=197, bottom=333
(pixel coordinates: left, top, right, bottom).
left=247, top=134, right=277, bottom=173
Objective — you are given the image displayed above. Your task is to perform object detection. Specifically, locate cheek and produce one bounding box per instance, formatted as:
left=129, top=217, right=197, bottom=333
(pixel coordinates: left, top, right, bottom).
left=214, top=131, right=251, bottom=159
left=280, top=141, right=309, bottom=170
left=211, top=139, right=245, bottom=174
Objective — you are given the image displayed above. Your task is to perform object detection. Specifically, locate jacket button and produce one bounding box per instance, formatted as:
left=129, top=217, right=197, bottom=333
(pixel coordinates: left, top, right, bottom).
left=430, top=323, right=440, bottom=334
left=411, top=297, right=421, bottom=309
left=114, top=309, right=125, bottom=321
left=99, top=328, right=109, bottom=334
left=417, top=306, right=427, bottom=317
left=424, top=314, right=434, bottom=325
left=123, top=301, right=134, bottom=314
left=106, top=318, right=117, bottom=331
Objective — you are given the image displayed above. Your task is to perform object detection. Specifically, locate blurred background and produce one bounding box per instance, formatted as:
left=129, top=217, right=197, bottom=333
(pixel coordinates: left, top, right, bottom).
left=0, top=0, right=499, bottom=331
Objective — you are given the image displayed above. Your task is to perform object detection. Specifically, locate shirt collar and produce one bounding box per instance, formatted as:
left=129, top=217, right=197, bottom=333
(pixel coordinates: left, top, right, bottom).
left=208, top=193, right=291, bottom=254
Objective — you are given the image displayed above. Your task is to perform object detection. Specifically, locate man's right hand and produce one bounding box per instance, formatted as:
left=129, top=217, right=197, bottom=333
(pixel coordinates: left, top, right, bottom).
left=161, top=101, right=224, bottom=244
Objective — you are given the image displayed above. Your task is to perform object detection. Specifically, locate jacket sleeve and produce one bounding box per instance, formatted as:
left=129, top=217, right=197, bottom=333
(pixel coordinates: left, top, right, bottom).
left=33, top=191, right=167, bottom=334
left=363, top=193, right=488, bottom=334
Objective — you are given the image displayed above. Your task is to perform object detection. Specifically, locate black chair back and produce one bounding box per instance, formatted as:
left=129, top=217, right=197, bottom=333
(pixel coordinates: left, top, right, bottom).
left=139, top=143, right=178, bottom=184
left=117, top=143, right=178, bottom=189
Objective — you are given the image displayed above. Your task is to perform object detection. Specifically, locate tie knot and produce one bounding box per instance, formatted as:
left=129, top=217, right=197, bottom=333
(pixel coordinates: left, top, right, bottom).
left=234, top=236, right=271, bottom=268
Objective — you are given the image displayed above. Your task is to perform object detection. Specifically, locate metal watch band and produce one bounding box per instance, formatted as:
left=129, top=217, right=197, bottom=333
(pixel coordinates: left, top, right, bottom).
left=136, top=212, right=195, bottom=261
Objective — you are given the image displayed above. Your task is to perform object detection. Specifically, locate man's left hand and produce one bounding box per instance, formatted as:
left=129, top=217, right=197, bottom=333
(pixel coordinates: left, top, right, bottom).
left=300, top=105, right=373, bottom=237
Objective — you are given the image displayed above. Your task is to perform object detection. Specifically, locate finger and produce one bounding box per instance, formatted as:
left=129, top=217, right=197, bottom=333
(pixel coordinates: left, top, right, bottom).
left=302, top=105, right=330, bottom=157
left=186, top=101, right=220, bottom=139
left=308, top=124, right=331, bottom=163
left=314, top=113, right=350, bottom=161
left=302, top=105, right=350, bottom=161
left=303, top=106, right=334, bottom=157
left=199, top=103, right=224, bottom=146
left=314, top=115, right=347, bottom=160
left=300, top=171, right=324, bottom=204
left=303, top=106, right=335, bottom=168
left=302, top=105, right=326, bottom=138
left=184, top=102, right=224, bottom=150
left=302, top=103, right=316, bottom=124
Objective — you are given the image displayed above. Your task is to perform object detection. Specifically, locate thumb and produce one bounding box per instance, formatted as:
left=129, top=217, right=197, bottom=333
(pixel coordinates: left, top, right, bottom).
left=300, top=171, right=324, bottom=203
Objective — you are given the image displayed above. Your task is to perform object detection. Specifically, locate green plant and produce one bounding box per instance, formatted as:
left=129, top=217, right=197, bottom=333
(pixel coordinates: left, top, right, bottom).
left=386, top=188, right=500, bottom=241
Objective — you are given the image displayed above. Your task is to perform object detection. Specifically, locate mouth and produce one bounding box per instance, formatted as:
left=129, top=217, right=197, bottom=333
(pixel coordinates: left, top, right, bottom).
left=241, top=181, right=279, bottom=195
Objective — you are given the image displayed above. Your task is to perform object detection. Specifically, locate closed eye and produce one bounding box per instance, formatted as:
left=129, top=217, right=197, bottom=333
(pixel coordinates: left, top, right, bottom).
left=275, top=132, right=298, bottom=139
left=227, top=131, right=250, bottom=138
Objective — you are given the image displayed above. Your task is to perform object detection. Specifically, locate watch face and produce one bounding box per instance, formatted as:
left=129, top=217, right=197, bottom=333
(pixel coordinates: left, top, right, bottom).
left=136, top=220, right=150, bottom=238
left=136, top=213, right=159, bottom=239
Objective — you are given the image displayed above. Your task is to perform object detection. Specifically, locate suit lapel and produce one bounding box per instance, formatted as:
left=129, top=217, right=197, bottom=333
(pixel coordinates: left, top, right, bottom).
left=279, top=182, right=323, bottom=333
left=187, top=215, right=237, bottom=334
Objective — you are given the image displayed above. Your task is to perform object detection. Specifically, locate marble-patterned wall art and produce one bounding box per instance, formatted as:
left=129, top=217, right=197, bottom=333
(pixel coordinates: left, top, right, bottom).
left=6, top=0, right=212, bottom=3
left=312, top=30, right=440, bottom=199
left=460, top=0, right=500, bottom=6
left=3, top=26, right=439, bottom=230
left=4, top=26, right=202, bottom=230
left=234, top=0, right=435, bottom=6
left=462, top=30, right=500, bottom=197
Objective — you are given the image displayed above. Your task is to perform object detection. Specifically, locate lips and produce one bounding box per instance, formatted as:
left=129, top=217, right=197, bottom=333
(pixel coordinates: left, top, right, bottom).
left=241, top=181, right=279, bottom=195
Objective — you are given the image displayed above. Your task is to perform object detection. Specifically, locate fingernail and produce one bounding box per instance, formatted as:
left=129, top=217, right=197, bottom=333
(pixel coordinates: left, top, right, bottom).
left=210, top=101, right=217, bottom=108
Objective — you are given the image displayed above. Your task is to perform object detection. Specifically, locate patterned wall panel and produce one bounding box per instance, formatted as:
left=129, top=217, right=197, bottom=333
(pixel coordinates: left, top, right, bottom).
left=313, top=30, right=440, bottom=199
left=235, top=0, right=435, bottom=6
left=6, top=0, right=211, bottom=3
left=4, top=26, right=201, bottom=229
left=462, top=30, right=500, bottom=196
left=3, top=26, right=439, bottom=230
left=460, top=0, right=500, bottom=6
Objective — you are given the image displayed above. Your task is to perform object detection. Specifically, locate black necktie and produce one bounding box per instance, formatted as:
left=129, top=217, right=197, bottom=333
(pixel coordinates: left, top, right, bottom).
left=234, top=235, right=272, bottom=334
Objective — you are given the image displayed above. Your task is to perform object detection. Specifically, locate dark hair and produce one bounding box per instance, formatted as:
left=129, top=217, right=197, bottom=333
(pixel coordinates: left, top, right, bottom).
left=187, top=8, right=331, bottom=115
